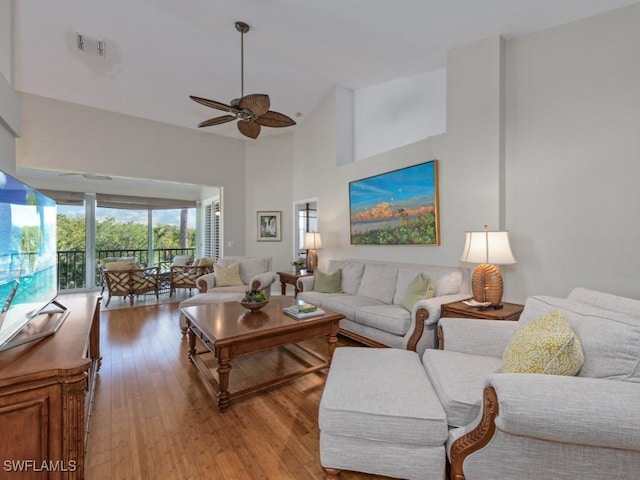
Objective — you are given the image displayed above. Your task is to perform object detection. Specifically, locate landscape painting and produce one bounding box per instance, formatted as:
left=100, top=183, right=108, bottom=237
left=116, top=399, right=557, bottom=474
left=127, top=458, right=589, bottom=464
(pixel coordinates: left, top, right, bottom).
left=349, top=160, right=439, bottom=245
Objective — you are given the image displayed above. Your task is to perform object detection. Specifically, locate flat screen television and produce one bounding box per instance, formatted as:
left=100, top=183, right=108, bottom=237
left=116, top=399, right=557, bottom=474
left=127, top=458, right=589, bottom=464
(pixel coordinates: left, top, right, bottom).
left=0, top=170, right=66, bottom=352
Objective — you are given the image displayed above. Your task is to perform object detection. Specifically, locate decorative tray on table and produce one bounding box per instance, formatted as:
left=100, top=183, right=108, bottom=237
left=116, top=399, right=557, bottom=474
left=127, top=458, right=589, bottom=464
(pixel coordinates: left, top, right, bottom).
left=462, top=299, right=492, bottom=309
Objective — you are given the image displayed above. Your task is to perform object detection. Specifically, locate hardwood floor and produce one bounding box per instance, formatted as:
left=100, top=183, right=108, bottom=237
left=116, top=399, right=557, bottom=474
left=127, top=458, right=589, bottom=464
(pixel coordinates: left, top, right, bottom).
left=100, top=289, right=192, bottom=311
left=86, top=301, right=394, bottom=480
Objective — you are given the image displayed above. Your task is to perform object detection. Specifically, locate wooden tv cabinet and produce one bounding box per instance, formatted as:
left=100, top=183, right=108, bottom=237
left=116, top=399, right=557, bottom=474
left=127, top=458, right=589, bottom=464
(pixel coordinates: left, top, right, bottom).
left=0, top=294, right=101, bottom=479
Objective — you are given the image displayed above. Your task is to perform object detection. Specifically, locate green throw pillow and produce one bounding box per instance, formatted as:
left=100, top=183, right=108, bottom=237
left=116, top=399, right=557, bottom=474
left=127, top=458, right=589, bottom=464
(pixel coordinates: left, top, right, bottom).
left=502, top=310, right=584, bottom=376
left=402, top=273, right=435, bottom=311
left=213, top=263, right=244, bottom=287
left=314, top=269, right=342, bottom=293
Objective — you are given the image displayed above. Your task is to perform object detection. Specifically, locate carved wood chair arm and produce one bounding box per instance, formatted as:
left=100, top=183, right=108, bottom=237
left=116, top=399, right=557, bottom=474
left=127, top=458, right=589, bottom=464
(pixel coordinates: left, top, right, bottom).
left=449, top=386, right=499, bottom=480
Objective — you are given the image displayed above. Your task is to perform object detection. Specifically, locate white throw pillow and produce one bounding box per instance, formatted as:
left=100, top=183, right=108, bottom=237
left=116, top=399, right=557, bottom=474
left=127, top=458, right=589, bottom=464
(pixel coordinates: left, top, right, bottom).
left=237, top=258, right=268, bottom=284
left=339, top=261, right=366, bottom=295
left=356, top=264, right=398, bottom=304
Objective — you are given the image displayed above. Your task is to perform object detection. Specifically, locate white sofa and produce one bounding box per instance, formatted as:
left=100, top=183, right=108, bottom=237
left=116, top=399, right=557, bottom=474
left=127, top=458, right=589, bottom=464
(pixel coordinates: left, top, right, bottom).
left=319, top=288, right=640, bottom=479
left=297, top=259, right=471, bottom=355
left=178, top=256, right=277, bottom=333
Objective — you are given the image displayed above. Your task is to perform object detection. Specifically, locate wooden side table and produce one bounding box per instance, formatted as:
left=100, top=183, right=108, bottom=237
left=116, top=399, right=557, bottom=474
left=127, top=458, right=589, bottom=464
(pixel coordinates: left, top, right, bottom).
left=277, top=271, right=313, bottom=298
left=441, top=300, right=524, bottom=321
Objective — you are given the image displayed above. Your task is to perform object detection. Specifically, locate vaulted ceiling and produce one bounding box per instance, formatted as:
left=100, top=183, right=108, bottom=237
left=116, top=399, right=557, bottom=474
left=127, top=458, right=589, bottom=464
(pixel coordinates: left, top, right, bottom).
left=14, top=0, right=639, bottom=142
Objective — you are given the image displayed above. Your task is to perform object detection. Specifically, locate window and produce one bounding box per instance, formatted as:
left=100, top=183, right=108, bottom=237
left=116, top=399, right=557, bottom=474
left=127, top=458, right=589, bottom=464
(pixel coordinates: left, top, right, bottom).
left=203, top=198, right=221, bottom=260
left=57, top=203, right=86, bottom=289
left=44, top=189, right=198, bottom=291
left=95, top=193, right=197, bottom=268
left=152, top=208, right=196, bottom=264
left=294, top=200, right=318, bottom=260
left=96, top=206, right=150, bottom=265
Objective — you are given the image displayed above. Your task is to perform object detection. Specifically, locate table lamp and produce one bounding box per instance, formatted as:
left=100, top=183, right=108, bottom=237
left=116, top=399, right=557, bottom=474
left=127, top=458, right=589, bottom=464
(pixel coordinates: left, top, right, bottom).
left=303, top=232, right=323, bottom=272
left=460, top=225, right=516, bottom=308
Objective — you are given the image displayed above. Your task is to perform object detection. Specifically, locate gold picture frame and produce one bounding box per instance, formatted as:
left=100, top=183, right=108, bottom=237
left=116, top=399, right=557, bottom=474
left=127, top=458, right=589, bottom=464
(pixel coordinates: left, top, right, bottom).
left=349, top=160, right=440, bottom=245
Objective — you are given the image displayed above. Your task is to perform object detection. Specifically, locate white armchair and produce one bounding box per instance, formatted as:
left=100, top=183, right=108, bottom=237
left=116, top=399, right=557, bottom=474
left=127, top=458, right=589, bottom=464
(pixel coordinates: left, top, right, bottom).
left=177, top=256, right=278, bottom=334
left=430, top=288, right=640, bottom=479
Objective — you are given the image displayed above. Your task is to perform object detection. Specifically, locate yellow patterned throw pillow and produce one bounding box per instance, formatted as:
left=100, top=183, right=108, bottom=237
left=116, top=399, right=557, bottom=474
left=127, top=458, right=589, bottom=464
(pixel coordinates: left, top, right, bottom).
left=213, top=263, right=244, bottom=287
left=502, top=310, right=584, bottom=375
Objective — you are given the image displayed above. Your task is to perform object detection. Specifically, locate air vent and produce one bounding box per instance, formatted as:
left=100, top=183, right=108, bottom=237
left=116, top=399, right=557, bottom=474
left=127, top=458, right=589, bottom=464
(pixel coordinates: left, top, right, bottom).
left=76, top=33, right=105, bottom=58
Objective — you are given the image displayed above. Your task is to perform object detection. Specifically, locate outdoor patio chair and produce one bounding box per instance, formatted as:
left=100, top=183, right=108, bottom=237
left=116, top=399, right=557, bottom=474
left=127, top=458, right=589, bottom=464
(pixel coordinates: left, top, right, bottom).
left=169, top=257, right=214, bottom=297
left=102, top=262, right=160, bottom=306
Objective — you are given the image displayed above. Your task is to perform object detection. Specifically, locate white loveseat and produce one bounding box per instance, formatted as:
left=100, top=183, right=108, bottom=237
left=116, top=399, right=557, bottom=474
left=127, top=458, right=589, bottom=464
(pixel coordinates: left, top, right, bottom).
left=178, top=256, right=277, bottom=333
left=297, top=259, right=471, bottom=355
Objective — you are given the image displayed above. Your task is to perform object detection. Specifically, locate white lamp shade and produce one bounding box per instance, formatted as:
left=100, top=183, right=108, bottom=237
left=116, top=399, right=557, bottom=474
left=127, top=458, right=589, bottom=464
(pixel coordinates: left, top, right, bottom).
left=460, top=230, right=516, bottom=265
left=303, top=232, right=323, bottom=250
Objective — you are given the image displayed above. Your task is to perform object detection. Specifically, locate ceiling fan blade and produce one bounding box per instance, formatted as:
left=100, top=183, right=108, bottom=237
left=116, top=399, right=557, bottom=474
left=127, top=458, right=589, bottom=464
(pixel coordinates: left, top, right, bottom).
left=190, top=95, right=238, bottom=113
left=198, top=115, right=236, bottom=128
left=255, top=110, right=297, bottom=128
left=237, top=120, right=261, bottom=139
left=239, top=94, right=270, bottom=116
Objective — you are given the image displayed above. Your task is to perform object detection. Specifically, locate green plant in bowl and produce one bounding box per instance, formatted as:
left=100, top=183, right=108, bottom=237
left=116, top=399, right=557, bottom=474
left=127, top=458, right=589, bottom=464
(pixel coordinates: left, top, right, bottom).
left=240, top=290, right=269, bottom=312
left=241, top=290, right=268, bottom=303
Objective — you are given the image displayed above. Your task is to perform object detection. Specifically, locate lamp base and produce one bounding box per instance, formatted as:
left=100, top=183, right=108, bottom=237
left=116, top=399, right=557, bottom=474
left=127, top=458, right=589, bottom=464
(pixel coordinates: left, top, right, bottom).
left=306, top=249, right=318, bottom=272
left=471, top=264, right=504, bottom=308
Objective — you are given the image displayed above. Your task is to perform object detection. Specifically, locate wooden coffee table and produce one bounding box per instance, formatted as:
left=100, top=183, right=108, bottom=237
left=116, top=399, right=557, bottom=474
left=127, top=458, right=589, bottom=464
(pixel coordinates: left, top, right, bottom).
left=181, top=296, right=343, bottom=412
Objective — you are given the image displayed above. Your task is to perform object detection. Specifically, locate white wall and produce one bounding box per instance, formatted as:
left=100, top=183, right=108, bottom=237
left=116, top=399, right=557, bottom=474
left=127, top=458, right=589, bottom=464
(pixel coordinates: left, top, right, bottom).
left=0, top=94, right=16, bottom=172
left=290, top=88, right=340, bottom=265
left=243, top=89, right=348, bottom=275
left=354, top=68, right=446, bottom=161
left=244, top=132, right=294, bottom=271
left=0, top=0, right=11, bottom=81
left=263, top=4, right=640, bottom=303
left=504, top=4, right=640, bottom=300
left=16, top=93, right=248, bottom=255
left=244, top=85, right=368, bottom=273
left=285, top=36, right=504, bottom=279
left=0, top=0, right=18, bottom=174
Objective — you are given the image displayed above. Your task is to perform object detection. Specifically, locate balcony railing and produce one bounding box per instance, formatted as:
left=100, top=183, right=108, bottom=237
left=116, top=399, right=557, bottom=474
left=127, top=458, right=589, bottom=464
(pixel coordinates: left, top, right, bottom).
left=57, top=248, right=196, bottom=291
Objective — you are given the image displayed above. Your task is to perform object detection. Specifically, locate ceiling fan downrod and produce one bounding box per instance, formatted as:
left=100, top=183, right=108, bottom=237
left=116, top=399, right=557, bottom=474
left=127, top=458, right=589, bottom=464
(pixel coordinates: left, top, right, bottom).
left=235, top=21, right=250, bottom=100
left=189, top=19, right=296, bottom=139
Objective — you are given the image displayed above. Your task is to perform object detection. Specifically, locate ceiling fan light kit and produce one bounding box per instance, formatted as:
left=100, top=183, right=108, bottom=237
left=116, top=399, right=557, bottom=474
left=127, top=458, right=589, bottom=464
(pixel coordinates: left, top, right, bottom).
left=190, top=21, right=296, bottom=139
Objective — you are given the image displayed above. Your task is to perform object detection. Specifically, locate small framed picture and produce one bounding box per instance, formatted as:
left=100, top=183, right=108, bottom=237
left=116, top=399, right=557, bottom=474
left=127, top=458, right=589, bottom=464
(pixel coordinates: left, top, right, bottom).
left=257, top=211, right=281, bottom=241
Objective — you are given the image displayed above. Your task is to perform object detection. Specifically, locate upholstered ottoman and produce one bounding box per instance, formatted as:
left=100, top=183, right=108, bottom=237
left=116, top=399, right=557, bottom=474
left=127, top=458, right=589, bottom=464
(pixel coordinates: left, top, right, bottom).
left=319, top=347, right=448, bottom=480
left=178, top=292, right=245, bottom=334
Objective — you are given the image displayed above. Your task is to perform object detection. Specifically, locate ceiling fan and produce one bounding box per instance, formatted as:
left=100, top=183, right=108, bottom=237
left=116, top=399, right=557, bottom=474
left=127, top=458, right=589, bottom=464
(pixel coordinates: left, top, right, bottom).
left=190, top=21, right=296, bottom=139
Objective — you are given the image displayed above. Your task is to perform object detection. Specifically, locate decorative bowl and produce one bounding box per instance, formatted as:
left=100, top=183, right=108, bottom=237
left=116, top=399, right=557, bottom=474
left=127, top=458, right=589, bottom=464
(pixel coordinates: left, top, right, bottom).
left=239, top=299, right=269, bottom=312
